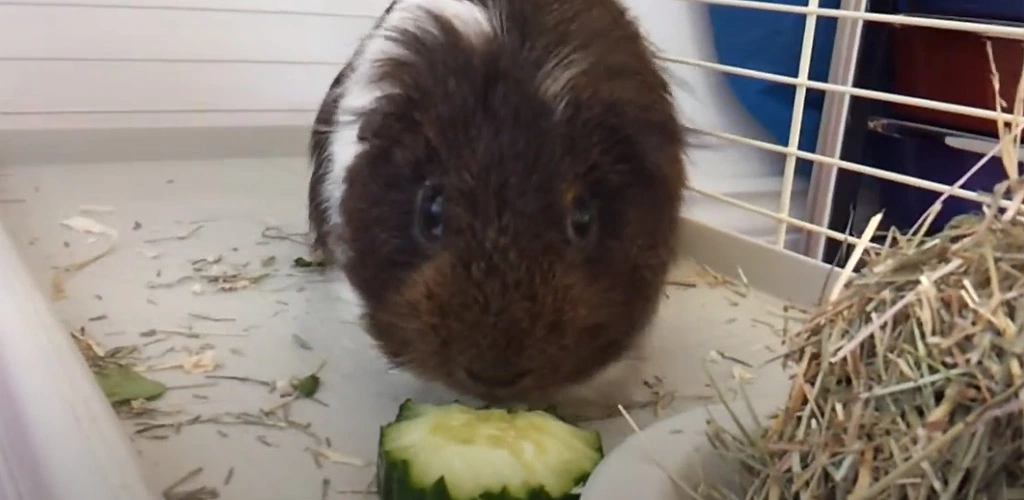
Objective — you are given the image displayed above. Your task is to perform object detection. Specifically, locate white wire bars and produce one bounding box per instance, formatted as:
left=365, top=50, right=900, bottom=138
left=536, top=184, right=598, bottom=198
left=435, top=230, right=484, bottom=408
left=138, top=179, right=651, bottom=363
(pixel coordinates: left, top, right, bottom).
left=666, top=0, right=1024, bottom=260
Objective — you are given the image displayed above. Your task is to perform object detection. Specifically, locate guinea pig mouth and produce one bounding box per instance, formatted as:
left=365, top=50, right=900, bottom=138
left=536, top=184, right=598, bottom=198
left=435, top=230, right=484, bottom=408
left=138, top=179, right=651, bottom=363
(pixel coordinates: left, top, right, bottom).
left=462, top=367, right=529, bottom=391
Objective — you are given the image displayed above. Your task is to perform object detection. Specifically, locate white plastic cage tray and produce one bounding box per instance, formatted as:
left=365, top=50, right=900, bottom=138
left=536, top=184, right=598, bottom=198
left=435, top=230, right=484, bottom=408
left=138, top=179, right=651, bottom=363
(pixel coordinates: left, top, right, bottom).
left=0, top=126, right=834, bottom=500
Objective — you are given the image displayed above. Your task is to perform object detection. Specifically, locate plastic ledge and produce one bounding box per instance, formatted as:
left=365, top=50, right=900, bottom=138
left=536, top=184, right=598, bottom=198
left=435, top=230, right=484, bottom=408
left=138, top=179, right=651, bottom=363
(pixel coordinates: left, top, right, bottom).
left=0, top=221, right=160, bottom=500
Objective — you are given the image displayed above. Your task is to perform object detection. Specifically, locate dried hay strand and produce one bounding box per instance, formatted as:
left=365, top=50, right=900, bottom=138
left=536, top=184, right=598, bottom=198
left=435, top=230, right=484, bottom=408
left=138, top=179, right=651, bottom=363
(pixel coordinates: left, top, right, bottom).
left=706, top=186, right=1024, bottom=500
left=699, top=42, right=1024, bottom=500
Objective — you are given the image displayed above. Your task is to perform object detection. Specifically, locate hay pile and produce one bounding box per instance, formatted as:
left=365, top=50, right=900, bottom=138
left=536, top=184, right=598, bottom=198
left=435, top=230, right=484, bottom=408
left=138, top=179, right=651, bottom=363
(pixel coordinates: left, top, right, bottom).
left=706, top=179, right=1024, bottom=499
left=700, top=42, right=1024, bottom=500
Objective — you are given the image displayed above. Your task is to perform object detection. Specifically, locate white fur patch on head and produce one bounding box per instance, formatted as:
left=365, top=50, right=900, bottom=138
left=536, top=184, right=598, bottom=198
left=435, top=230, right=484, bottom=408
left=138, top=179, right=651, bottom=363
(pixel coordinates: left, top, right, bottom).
left=536, top=47, right=591, bottom=116
left=318, top=0, right=499, bottom=230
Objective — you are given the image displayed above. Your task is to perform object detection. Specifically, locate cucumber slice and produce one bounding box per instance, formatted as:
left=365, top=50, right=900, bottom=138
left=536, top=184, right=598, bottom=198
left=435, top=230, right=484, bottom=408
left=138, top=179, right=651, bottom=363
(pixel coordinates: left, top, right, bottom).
left=378, top=400, right=604, bottom=500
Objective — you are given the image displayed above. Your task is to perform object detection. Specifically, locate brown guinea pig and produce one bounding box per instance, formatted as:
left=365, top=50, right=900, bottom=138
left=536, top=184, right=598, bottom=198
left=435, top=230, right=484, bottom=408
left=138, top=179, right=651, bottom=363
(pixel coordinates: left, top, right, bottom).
left=308, top=0, right=687, bottom=419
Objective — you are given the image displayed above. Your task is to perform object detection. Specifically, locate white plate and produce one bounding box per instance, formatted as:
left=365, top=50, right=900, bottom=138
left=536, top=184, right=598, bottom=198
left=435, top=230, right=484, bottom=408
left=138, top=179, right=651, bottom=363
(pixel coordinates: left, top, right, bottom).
left=580, top=395, right=782, bottom=500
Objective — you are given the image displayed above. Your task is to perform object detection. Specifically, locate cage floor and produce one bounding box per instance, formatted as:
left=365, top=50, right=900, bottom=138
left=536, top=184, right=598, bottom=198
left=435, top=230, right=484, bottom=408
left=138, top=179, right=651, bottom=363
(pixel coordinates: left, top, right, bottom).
left=0, top=157, right=798, bottom=499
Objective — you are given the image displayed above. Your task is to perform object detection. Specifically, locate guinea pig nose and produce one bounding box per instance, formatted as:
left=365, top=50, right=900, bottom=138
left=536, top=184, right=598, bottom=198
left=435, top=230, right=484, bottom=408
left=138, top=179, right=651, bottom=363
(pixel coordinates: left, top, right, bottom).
left=464, top=367, right=528, bottom=388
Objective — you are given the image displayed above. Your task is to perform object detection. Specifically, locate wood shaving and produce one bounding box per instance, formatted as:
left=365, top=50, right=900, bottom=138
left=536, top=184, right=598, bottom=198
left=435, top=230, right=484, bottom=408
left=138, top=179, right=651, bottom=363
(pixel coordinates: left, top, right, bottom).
left=292, top=334, right=313, bottom=350
left=262, top=394, right=298, bottom=414
left=136, top=247, right=163, bottom=259
left=640, top=376, right=677, bottom=417
left=147, top=255, right=272, bottom=293
left=195, top=255, right=222, bottom=266
left=710, top=349, right=755, bottom=368
left=275, top=379, right=296, bottom=397
left=205, top=374, right=272, bottom=388
left=145, top=350, right=220, bottom=374
left=162, top=467, right=203, bottom=499
left=144, top=224, right=204, bottom=244
left=142, top=328, right=246, bottom=339
left=71, top=327, right=107, bottom=359
left=162, top=467, right=219, bottom=500
left=188, top=313, right=235, bottom=323
left=261, top=227, right=311, bottom=246
left=51, top=220, right=118, bottom=300
left=217, top=279, right=259, bottom=292
left=307, top=447, right=368, bottom=467
left=665, top=279, right=698, bottom=288
left=117, top=399, right=179, bottom=421
left=134, top=411, right=325, bottom=446
left=60, top=215, right=118, bottom=237
left=336, top=489, right=378, bottom=496
left=78, top=204, right=116, bottom=214
left=165, top=382, right=217, bottom=392
left=731, top=365, right=755, bottom=383
left=183, top=351, right=219, bottom=374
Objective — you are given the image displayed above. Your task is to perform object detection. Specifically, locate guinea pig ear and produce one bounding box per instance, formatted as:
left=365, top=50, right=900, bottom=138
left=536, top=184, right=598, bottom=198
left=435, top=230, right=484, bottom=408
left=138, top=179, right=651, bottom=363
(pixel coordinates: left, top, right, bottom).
left=608, top=126, right=685, bottom=196
left=355, top=106, right=388, bottom=144
left=355, top=94, right=412, bottom=145
left=584, top=119, right=649, bottom=184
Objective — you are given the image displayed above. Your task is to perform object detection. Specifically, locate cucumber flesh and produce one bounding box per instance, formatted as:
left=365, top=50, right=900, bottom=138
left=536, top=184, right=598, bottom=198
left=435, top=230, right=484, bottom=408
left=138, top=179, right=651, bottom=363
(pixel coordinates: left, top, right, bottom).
left=379, top=400, right=604, bottom=500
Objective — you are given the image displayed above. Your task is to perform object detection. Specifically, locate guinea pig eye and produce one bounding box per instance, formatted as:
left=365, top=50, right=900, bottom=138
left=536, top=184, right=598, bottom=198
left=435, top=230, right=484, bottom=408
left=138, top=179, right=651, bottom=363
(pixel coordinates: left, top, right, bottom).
left=414, top=182, right=444, bottom=245
left=567, top=196, right=596, bottom=244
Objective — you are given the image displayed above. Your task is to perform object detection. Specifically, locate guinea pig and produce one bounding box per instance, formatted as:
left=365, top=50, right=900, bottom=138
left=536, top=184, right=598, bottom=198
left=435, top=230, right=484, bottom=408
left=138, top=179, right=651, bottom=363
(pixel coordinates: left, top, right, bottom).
left=308, top=0, right=687, bottom=420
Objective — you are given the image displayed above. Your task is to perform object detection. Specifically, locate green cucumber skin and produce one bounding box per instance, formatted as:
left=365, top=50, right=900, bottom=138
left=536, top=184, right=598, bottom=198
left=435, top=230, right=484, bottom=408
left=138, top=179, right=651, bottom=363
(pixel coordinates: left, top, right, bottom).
left=378, top=449, right=594, bottom=500
left=378, top=400, right=602, bottom=500
left=394, top=399, right=432, bottom=422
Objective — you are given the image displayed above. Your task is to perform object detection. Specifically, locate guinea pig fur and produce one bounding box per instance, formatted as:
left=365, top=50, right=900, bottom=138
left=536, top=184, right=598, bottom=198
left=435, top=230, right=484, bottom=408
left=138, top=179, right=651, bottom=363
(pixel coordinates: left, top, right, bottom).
left=308, top=0, right=687, bottom=417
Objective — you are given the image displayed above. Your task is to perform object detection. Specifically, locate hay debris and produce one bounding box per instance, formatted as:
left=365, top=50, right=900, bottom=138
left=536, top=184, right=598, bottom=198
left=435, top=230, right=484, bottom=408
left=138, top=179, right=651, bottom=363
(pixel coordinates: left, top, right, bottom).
left=706, top=176, right=1024, bottom=499
left=705, top=182, right=1024, bottom=500
left=699, top=37, right=1024, bottom=500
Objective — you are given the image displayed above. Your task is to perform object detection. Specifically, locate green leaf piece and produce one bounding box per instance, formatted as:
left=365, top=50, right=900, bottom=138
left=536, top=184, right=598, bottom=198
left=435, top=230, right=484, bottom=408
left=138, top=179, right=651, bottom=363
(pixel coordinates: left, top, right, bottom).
left=94, top=365, right=168, bottom=404
left=294, top=373, right=321, bottom=398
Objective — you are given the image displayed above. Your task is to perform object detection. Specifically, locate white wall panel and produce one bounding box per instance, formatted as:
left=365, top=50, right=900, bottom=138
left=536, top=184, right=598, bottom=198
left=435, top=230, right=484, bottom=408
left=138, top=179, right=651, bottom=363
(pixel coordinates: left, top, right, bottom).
left=0, top=1, right=387, bottom=129
left=0, top=0, right=809, bottom=246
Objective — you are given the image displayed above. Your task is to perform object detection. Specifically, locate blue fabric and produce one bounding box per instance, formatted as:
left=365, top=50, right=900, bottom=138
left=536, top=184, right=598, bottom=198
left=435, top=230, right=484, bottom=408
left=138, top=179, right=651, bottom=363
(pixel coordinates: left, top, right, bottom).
left=707, top=0, right=842, bottom=179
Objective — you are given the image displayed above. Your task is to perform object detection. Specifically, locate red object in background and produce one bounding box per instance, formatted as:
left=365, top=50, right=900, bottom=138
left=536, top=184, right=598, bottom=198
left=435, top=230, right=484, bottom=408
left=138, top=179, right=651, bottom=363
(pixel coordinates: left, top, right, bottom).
left=891, top=23, right=1024, bottom=136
